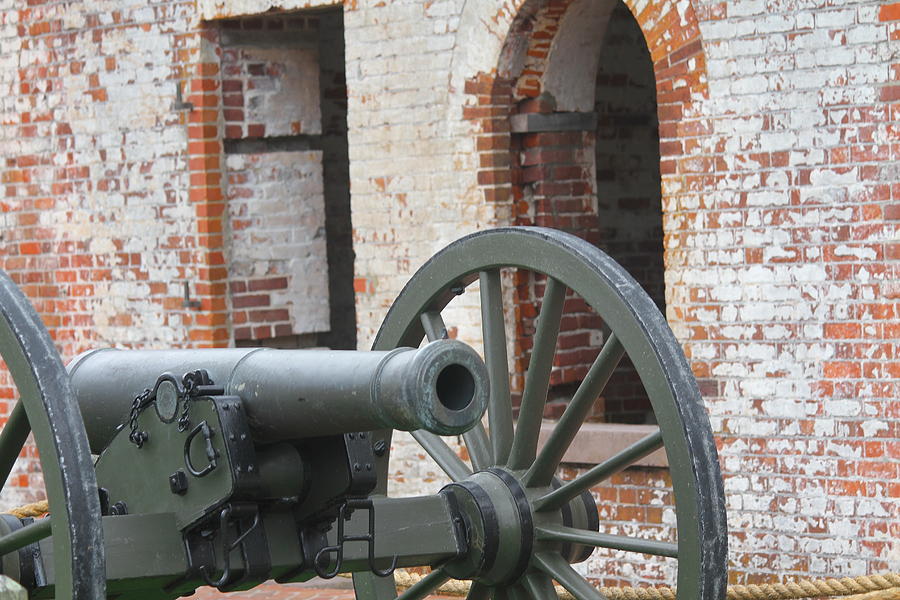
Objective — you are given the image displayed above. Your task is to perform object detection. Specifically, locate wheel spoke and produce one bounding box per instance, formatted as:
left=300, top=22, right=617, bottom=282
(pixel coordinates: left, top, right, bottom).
left=467, top=580, right=493, bottom=600
left=534, top=552, right=609, bottom=600
left=521, top=572, right=558, bottom=600
left=421, top=310, right=448, bottom=342
left=463, top=422, right=493, bottom=471
left=506, top=583, right=531, bottom=600
left=0, top=516, right=51, bottom=557
left=533, top=429, right=663, bottom=512
left=0, top=400, right=30, bottom=487
left=396, top=567, right=450, bottom=600
left=524, top=334, right=625, bottom=487
left=480, top=269, right=513, bottom=465
left=353, top=571, right=398, bottom=600
left=411, top=430, right=472, bottom=482
left=507, top=277, right=566, bottom=470
left=536, top=524, right=678, bottom=558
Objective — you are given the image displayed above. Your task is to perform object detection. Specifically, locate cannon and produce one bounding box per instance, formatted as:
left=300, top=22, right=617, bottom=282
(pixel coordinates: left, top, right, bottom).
left=0, top=227, right=727, bottom=600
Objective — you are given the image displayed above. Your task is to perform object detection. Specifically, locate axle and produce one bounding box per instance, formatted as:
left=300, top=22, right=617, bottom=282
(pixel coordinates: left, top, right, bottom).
left=68, top=340, right=489, bottom=452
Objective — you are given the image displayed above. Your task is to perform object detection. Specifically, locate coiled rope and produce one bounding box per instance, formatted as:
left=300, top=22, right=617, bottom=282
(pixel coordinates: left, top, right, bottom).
left=6, top=502, right=898, bottom=600
left=4, top=500, right=48, bottom=520
left=387, top=567, right=900, bottom=600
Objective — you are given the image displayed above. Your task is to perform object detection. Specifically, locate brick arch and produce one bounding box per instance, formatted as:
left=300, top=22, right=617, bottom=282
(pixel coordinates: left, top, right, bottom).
left=457, top=0, right=709, bottom=218
left=457, top=0, right=709, bottom=415
left=505, top=0, right=710, bottom=137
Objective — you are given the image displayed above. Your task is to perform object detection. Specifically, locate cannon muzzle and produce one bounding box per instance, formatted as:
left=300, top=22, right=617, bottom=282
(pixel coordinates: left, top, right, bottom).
left=68, top=340, right=489, bottom=453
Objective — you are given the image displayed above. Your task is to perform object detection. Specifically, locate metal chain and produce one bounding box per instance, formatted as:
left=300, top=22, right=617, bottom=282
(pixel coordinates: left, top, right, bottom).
left=125, top=370, right=208, bottom=446
left=127, top=388, right=153, bottom=448
left=178, top=373, right=196, bottom=432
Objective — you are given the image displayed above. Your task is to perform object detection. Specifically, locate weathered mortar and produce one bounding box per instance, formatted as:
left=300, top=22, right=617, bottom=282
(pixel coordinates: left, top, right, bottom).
left=0, top=0, right=896, bottom=586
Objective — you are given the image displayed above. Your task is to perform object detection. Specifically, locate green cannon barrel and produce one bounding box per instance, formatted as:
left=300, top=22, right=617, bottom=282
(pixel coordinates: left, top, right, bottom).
left=67, top=340, right=489, bottom=453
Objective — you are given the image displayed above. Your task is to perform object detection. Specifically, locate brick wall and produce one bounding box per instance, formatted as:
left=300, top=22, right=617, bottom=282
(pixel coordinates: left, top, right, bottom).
left=219, top=16, right=330, bottom=346
left=685, top=0, right=900, bottom=582
left=217, top=11, right=355, bottom=349
left=0, top=0, right=203, bottom=505
left=0, top=0, right=896, bottom=588
left=220, top=17, right=321, bottom=140
left=225, top=150, right=329, bottom=342
left=491, top=0, right=899, bottom=584
left=0, top=2, right=345, bottom=503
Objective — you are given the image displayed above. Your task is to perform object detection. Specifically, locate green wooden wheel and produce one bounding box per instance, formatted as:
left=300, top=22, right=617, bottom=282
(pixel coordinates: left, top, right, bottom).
left=355, top=227, right=726, bottom=600
left=0, top=271, right=105, bottom=598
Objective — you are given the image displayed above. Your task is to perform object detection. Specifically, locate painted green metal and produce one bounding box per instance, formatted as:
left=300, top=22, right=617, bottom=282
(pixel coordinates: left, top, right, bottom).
left=28, top=495, right=463, bottom=598
left=94, top=397, right=241, bottom=529
left=0, top=271, right=105, bottom=599
left=533, top=552, right=600, bottom=600
left=535, top=524, right=678, bottom=558
left=533, top=429, right=664, bottom=513
left=422, top=310, right=495, bottom=472
left=362, top=227, right=727, bottom=600
left=523, top=333, right=625, bottom=487
left=68, top=340, right=489, bottom=451
left=0, top=518, right=51, bottom=557
left=479, top=269, right=514, bottom=466
left=0, top=401, right=29, bottom=487
left=507, top=277, right=565, bottom=472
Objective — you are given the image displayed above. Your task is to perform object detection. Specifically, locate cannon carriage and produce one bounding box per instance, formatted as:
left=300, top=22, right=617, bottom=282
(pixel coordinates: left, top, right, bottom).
left=0, top=227, right=727, bottom=600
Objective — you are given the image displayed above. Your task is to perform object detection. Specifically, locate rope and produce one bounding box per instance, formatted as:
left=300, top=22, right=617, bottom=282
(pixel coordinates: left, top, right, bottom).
left=4, top=500, right=49, bottom=519
left=4, top=501, right=897, bottom=600
left=389, top=569, right=900, bottom=600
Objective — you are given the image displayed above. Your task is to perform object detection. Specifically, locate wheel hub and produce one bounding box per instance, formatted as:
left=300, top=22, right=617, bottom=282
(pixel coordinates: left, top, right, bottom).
left=442, top=468, right=597, bottom=586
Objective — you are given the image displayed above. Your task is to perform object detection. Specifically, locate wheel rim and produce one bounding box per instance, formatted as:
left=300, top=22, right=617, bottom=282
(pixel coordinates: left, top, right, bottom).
left=356, top=227, right=726, bottom=600
left=0, top=271, right=105, bottom=598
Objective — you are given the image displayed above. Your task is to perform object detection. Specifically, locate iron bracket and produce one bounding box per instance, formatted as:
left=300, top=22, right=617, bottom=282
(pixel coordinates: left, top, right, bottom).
left=313, top=499, right=397, bottom=579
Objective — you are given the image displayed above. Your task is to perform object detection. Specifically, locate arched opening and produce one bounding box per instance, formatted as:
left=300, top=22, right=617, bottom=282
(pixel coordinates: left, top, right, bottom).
left=591, top=0, right=664, bottom=423
left=508, top=0, right=663, bottom=425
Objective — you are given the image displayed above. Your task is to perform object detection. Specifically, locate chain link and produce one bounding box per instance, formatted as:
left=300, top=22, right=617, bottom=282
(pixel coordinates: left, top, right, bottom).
left=127, top=370, right=207, bottom=445
left=127, top=388, right=153, bottom=447
left=178, top=374, right=195, bottom=432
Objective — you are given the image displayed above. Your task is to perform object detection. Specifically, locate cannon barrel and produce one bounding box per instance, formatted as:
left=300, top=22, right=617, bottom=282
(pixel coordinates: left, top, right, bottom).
left=67, top=340, right=488, bottom=453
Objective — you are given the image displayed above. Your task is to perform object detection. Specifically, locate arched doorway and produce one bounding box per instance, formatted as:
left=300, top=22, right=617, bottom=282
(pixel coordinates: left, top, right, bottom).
left=509, top=0, right=664, bottom=426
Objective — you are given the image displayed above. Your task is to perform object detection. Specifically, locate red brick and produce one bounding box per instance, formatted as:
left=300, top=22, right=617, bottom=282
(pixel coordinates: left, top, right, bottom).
left=879, top=2, right=900, bottom=21
left=248, top=277, right=288, bottom=292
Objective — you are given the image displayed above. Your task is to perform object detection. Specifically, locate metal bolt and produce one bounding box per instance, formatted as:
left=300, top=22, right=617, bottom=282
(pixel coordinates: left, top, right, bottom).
left=348, top=433, right=355, bottom=439
left=169, top=470, right=188, bottom=495
left=373, top=439, right=387, bottom=456
left=360, top=432, right=367, bottom=439
left=354, top=462, right=361, bottom=472
left=248, top=464, right=254, bottom=472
